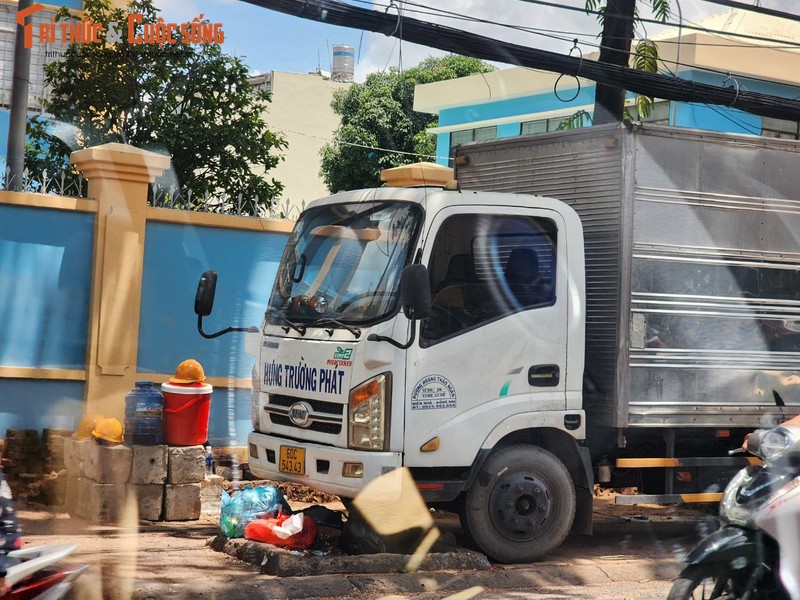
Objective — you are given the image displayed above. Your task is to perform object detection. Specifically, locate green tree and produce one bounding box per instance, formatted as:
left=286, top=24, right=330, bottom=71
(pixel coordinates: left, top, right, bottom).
left=30, top=0, right=286, bottom=215
left=320, top=55, right=494, bottom=193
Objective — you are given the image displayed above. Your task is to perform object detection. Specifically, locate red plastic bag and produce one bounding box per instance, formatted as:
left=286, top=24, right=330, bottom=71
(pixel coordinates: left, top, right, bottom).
left=244, top=512, right=317, bottom=550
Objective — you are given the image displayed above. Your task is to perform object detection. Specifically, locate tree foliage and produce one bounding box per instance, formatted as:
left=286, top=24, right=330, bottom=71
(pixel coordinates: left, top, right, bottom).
left=320, top=55, right=494, bottom=193
left=30, top=0, right=286, bottom=214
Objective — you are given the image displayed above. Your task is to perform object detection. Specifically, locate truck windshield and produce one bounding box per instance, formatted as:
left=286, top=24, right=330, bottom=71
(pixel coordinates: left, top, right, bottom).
left=267, top=201, right=422, bottom=326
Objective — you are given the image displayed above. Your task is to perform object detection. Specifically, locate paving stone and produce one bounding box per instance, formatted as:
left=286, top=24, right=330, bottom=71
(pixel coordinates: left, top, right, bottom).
left=130, top=445, right=167, bottom=485
left=132, top=484, right=163, bottom=521
left=210, top=535, right=491, bottom=576
left=167, top=446, right=205, bottom=484
left=84, top=443, right=131, bottom=484
left=164, top=483, right=201, bottom=521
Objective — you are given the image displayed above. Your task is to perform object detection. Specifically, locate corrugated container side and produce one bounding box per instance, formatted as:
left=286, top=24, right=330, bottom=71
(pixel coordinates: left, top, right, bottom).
left=627, top=125, right=800, bottom=428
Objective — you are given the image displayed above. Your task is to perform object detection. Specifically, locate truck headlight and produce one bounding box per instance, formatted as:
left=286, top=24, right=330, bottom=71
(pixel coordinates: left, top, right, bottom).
left=349, top=373, right=390, bottom=450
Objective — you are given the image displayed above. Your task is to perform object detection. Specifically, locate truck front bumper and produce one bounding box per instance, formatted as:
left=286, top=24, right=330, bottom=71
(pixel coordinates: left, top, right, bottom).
left=247, top=431, right=403, bottom=499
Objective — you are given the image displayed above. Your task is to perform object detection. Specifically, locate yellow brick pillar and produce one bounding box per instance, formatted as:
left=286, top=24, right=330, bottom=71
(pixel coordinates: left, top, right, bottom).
left=71, top=143, right=171, bottom=418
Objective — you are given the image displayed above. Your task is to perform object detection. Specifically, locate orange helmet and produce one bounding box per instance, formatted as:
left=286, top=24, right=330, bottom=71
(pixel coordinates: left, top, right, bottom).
left=169, top=359, right=206, bottom=384
left=92, top=417, right=124, bottom=445
left=74, top=413, right=103, bottom=440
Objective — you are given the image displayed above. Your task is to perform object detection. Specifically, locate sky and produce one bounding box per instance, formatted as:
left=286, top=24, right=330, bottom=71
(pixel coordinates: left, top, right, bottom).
left=152, top=0, right=800, bottom=82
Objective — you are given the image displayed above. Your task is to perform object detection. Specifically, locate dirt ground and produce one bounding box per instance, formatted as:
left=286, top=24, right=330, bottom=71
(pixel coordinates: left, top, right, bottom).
left=9, top=486, right=714, bottom=600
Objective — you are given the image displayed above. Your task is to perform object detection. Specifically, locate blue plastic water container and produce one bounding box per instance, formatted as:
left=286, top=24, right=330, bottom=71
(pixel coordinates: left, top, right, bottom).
left=124, top=381, right=164, bottom=446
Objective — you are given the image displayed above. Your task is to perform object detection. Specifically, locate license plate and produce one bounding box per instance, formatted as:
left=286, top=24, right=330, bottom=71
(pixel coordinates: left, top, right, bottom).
left=279, top=446, right=305, bottom=475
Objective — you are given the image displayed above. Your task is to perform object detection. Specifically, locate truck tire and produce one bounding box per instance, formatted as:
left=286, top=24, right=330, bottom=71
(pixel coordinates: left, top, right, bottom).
left=462, top=444, right=576, bottom=563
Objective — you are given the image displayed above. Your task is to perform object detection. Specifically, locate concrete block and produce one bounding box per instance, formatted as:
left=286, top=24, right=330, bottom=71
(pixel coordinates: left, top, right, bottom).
left=132, top=484, right=163, bottom=521
left=130, top=445, right=167, bottom=485
left=84, top=443, right=131, bottom=484
left=65, top=474, right=81, bottom=517
left=200, top=474, right=224, bottom=516
left=164, top=483, right=201, bottom=521
left=76, top=478, right=128, bottom=522
left=63, top=438, right=90, bottom=476
left=167, top=446, right=205, bottom=484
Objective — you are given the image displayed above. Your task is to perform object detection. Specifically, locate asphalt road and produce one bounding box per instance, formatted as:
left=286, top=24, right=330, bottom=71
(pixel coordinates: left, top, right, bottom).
left=14, top=496, right=716, bottom=599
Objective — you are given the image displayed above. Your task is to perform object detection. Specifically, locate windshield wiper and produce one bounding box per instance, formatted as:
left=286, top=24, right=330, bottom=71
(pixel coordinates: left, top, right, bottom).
left=310, top=318, right=362, bottom=338
left=264, top=310, right=306, bottom=335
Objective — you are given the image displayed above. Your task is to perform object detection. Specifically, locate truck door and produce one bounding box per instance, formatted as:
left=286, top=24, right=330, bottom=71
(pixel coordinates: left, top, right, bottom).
left=404, top=206, right=570, bottom=467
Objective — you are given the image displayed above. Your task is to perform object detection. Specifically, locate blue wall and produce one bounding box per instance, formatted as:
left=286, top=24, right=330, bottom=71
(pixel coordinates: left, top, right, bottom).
left=137, top=221, right=288, bottom=380
left=207, top=388, right=253, bottom=446
left=0, top=204, right=93, bottom=369
left=0, top=204, right=290, bottom=445
left=137, top=221, right=289, bottom=444
left=0, top=380, right=84, bottom=434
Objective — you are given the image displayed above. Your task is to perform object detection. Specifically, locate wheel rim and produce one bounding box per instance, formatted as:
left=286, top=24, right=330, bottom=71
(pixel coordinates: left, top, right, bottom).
left=488, top=471, right=553, bottom=541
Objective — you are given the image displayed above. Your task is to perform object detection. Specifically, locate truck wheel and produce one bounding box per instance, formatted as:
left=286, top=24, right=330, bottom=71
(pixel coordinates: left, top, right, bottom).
left=463, top=444, right=576, bottom=563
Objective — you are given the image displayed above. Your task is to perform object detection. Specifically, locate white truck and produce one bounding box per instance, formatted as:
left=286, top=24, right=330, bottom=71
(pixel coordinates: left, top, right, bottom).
left=195, top=123, right=800, bottom=563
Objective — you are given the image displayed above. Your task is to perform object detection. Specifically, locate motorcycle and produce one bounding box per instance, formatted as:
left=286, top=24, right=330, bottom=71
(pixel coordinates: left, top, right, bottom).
left=668, top=421, right=800, bottom=600
left=6, top=543, right=87, bottom=600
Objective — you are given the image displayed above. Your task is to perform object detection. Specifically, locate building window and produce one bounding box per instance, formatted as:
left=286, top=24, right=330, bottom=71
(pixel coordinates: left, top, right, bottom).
left=448, top=126, right=497, bottom=165
left=761, top=116, right=800, bottom=140
left=625, top=100, right=670, bottom=124
left=521, top=117, right=565, bottom=135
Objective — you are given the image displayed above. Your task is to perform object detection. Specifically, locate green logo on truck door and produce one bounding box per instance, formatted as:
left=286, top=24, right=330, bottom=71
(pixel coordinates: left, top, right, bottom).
left=333, top=347, right=352, bottom=360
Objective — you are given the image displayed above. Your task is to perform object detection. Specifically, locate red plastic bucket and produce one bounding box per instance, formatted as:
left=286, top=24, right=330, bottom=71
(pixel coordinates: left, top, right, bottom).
left=160, top=382, right=213, bottom=446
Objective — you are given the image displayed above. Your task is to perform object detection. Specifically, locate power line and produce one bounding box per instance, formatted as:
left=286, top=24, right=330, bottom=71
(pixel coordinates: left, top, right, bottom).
left=403, top=0, right=800, bottom=106
left=364, top=0, right=800, bottom=95
left=282, top=127, right=451, bottom=161
left=354, top=0, right=800, bottom=51
left=247, top=0, right=800, bottom=122
left=699, top=0, right=800, bottom=23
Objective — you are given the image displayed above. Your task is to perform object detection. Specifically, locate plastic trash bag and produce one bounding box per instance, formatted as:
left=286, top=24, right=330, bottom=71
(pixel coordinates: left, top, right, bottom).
left=245, top=512, right=317, bottom=550
left=339, top=502, right=426, bottom=555
left=219, top=485, right=292, bottom=539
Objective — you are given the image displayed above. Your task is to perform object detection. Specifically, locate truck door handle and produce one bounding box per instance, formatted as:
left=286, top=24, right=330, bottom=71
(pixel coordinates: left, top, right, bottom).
left=528, top=365, right=560, bottom=387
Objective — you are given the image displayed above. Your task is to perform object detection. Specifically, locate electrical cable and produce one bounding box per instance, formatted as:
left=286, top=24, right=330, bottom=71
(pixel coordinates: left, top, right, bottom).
left=512, top=0, right=800, bottom=50
left=283, top=127, right=451, bottom=162
left=355, top=0, right=800, bottom=53
left=697, top=0, right=800, bottom=22
left=244, top=0, right=800, bottom=121
left=357, top=0, right=800, bottom=94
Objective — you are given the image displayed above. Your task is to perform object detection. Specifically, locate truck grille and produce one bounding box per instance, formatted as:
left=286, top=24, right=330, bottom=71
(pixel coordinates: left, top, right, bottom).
left=265, top=394, right=344, bottom=435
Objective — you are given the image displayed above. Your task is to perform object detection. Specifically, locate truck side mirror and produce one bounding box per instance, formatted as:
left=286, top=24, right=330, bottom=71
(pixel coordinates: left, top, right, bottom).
left=194, top=270, right=258, bottom=339
left=368, top=264, right=431, bottom=349
left=401, top=264, right=432, bottom=321
left=194, top=270, right=218, bottom=317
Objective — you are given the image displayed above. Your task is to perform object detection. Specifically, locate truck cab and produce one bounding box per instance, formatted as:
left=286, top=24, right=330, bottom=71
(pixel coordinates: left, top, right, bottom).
left=199, top=163, right=594, bottom=562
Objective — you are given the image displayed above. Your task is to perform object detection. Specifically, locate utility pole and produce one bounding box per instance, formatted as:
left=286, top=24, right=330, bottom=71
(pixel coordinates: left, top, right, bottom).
left=593, top=0, right=636, bottom=125
left=7, top=0, right=33, bottom=191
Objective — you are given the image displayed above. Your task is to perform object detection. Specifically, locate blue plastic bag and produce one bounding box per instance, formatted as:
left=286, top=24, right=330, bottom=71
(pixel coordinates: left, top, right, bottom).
left=219, top=485, right=292, bottom=538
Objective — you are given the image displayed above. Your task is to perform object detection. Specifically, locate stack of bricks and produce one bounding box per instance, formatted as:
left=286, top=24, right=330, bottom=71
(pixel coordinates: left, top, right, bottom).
left=63, top=439, right=205, bottom=522
left=41, top=429, right=72, bottom=473
left=2, top=430, right=43, bottom=478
